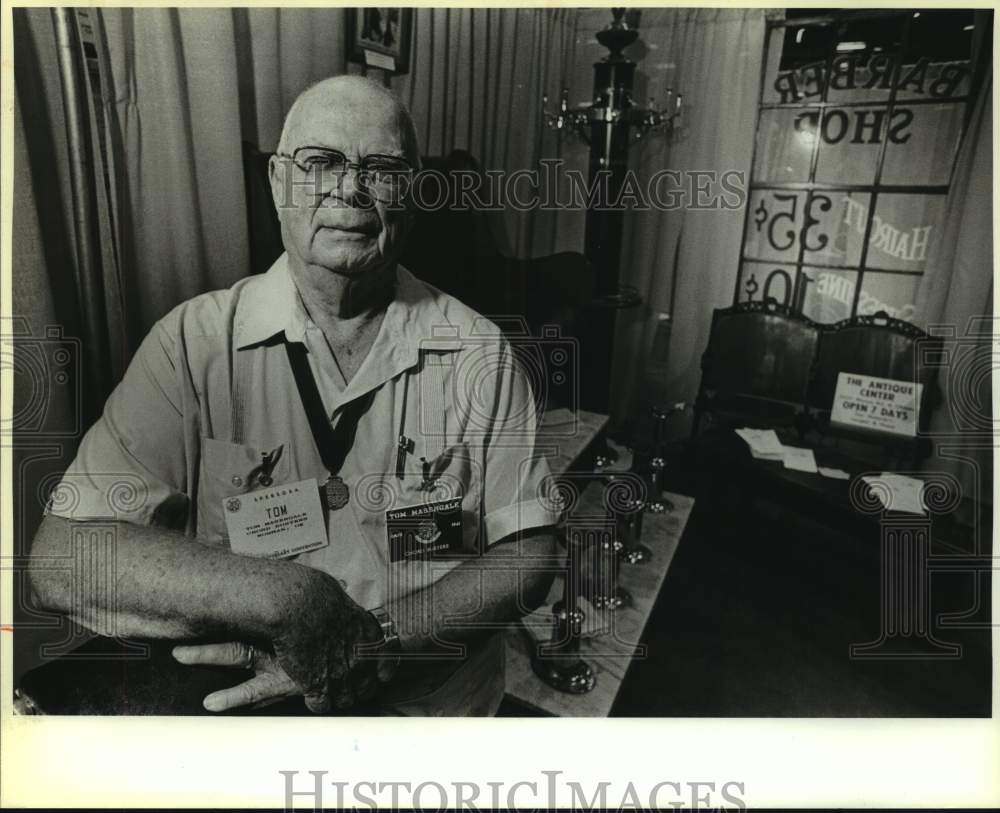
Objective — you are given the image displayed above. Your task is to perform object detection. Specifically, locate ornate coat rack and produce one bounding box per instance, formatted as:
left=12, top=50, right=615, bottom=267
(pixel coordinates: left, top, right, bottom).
left=541, top=8, right=683, bottom=415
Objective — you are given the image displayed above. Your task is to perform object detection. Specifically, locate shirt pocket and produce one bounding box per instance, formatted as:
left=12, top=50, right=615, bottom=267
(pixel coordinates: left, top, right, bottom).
left=197, top=437, right=291, bottom=543
left=391, top=440, right=483, bottom=557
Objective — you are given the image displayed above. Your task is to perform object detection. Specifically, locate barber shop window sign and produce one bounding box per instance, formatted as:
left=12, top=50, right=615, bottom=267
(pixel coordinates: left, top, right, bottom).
left=735, top=10, right=982, bottom=323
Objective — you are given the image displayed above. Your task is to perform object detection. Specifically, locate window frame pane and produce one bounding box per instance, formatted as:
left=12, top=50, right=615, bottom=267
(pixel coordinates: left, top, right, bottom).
left=735, top=10, right=981, bottom=319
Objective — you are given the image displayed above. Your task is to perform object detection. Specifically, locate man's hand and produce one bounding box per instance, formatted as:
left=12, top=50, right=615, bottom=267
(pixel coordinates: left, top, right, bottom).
left=270, top=569, right=385, bottom=712
left=173, top=569, right=384, bottom=713
left=172, top=641, right=299, bottom=712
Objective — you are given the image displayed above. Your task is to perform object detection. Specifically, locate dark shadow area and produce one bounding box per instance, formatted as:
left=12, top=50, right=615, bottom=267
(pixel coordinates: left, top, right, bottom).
left=609, top=465, right=992, bottom=717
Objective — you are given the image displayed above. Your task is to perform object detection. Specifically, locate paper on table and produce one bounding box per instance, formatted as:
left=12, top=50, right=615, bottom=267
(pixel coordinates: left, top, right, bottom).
left=734, top=428, right=829, bottom=473
left=750, top=450, right=785, bottom=461
left=818, top=467, right=851, bottom=480
left=861, top=473, right=926, bottom=514
left=781, top=446, right=818, bottom=473
left=734, top=428, right=784, bottom=457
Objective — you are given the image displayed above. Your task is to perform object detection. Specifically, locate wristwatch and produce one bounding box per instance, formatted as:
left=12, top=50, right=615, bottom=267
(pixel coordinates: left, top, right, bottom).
left=368, top=606, right=402, bottom=683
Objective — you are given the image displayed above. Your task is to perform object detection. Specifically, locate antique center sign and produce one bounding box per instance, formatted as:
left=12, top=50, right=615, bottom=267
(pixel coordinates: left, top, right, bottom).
left=830, top=372, right=923, bottom=436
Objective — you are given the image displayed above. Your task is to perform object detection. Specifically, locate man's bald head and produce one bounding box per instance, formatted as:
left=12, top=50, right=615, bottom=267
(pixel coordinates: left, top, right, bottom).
left=276, top=75, right=419, bottom=167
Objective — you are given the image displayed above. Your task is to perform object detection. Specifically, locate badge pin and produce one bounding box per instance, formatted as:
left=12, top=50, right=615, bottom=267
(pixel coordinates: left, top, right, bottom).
left=257, top=449, right=280, bottom=487
left=419, top=457, right=439, bottom=491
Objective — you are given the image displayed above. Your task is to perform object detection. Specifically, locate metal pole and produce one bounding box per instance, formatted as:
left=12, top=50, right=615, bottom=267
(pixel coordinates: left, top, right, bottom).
left=52, top=8, right=110, bottom=415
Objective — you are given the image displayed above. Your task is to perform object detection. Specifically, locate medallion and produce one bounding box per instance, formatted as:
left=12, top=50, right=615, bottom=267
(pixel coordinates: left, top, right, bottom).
left=324, top=475, right=350, bottom=510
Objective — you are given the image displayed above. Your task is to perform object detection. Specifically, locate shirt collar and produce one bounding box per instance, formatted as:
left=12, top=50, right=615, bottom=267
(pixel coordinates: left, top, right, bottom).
left=234, top=253, right=302, bottom=349
left=235, top=253, right=464, bottom=395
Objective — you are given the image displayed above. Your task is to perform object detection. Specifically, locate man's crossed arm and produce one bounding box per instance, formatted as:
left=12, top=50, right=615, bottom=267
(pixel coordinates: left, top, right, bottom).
left=28, top=514, right=556, bottom=712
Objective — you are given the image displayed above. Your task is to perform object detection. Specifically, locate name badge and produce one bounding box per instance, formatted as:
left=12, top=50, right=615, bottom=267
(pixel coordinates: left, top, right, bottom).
left=223, top=479, right=328, bottom=559
left=386, top=497, right=464, bottom=562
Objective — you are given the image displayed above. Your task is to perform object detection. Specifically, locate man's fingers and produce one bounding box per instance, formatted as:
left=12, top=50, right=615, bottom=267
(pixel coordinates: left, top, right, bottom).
left=173, top=641, right=251, bottom=667
left=203, top=673, right=295, bottom=713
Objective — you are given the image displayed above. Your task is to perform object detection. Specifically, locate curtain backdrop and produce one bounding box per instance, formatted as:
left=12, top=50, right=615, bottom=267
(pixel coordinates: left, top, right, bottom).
left=914, top=70, right=993, bottom=327
left=913, top=67, right=994, bottom=508
left=396, top=7, right=583, bottom=259
left=601, top=8, right=767, bottom=431
left=12, top=11, right=85, bottom=582
left=97, top=8, right=350, bottom=345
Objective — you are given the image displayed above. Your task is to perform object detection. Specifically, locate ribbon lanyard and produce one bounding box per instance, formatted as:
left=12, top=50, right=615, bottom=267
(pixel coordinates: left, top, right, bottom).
left=284, top=342, right=376, bottom=510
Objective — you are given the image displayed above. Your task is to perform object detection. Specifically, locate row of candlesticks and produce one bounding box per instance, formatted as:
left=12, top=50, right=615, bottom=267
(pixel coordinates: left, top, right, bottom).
left=531, top=402, right=684, bottom=694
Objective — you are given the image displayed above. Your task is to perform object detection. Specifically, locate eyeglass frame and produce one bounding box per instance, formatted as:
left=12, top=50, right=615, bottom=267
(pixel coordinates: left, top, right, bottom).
left=274, top=145, right=414, bottom=202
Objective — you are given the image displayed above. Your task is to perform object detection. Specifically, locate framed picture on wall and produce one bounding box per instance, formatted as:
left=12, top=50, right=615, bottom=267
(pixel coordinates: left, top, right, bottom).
left=346, top=8, right=413, bottom=75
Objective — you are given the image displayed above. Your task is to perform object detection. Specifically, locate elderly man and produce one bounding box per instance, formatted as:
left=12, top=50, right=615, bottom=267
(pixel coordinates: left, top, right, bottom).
left=28, top=76, right=559, bottom=715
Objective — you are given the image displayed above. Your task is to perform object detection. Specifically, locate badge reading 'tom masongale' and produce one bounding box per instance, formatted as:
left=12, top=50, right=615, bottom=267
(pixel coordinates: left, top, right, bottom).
left=386, top=496, right=463, bottom=562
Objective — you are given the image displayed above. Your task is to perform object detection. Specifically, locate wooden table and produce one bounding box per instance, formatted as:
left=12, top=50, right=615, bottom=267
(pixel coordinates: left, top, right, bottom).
left=535, top=407, right=610, bottom=474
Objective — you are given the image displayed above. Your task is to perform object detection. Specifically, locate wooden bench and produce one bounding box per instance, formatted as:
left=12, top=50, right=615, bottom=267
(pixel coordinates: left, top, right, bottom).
left=692, top=299, right=942, bottom=470
left=685, top=301, right=988, bottom=662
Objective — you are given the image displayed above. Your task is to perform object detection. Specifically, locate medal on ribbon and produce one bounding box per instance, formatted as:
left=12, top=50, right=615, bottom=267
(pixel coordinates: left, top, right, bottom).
left=324, top=474, right=350, bottom=510
left=284, top=342, right=376, bottom=515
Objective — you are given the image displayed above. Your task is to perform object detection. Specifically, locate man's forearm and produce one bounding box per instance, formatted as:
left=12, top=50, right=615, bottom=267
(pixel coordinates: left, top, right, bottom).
left=28, top=514, right=318, bottom=641
left=387, top=530, right=558, bottom=652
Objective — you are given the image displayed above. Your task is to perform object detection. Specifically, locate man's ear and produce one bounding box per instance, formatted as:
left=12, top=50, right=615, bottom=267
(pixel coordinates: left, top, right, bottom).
left=268, top=154, right=286, bottom=219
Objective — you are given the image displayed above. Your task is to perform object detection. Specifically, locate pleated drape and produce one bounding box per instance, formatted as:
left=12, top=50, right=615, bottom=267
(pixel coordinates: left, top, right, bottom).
left=96, top=8, right=350, bottom=339
left=912, top=69, right=994, bottom=507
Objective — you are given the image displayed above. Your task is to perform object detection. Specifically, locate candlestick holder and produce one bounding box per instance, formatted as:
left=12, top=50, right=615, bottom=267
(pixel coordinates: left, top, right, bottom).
left=643, top=401, right=686, bottom=513
left=578, top=512, right=632, bottom=611
left=531, top=527, right=597, bottom=694
left=603, top=471, right=650, bottom=565
left=616, top=497, right=652, bottom=565
left=645, top=456, right=672, bottom=514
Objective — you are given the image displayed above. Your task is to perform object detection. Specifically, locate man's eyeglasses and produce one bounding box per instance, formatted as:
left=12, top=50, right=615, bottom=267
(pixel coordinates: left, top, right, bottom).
left=277, top=146, right=413, bottom=203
